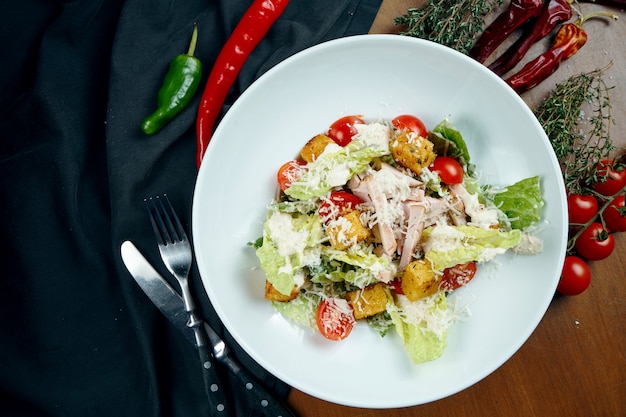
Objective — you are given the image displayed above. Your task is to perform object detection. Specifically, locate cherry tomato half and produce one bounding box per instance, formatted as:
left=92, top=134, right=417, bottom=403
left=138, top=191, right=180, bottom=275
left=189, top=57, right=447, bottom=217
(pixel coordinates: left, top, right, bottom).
left=392, top=114, right=428, bottom=138
left=567, top=194, right=598, bottom=225
left=277, top=159, right=306, bottom=191
left=318, top=191, right=363, bottom=223
left=430, top=156, right=464, bottom=184
left=592, top=159, right=626, bottom=197
left=557, top=256, right=591, bottom=296
left=440, top=262, right=477, bottom=292
left=602, top=195, right=626, bottom=232
left=327, top=116, right=365, bottom=147
left=389, top=278, right=404, bottom=295
left=574, top=222, right=614, bottom=261
left=316, top=298, right=355, bottom=341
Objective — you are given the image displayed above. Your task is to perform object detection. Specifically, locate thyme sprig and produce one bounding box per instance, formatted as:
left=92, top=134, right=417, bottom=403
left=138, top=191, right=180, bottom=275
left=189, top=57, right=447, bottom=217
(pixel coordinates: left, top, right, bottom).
left=534, top=65, right=617, bottom=195
left=395, top=0, right=502, bottom=55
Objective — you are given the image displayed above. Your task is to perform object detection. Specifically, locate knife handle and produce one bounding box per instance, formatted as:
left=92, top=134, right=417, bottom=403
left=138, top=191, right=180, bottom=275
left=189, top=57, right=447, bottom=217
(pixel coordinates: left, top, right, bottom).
left=195, top=332, right=230, bottom=414
left=220, top=352, right=297, bottom=417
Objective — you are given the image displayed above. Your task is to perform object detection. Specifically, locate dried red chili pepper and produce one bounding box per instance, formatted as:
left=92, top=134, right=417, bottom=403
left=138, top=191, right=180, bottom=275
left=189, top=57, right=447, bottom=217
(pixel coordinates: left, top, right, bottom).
left=505, top=12, right=618, bottom=94
left=469, top=0, right=544, bottom=64
left=195, top=0, right=290, bottom=168
left=489, top=0, right=573, bottom=76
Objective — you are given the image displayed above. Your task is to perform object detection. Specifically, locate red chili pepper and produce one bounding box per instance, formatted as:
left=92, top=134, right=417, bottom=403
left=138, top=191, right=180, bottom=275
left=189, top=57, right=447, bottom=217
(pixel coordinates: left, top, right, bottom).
left=469, top=0, right=544, bottom=64
left=195, top=0, right=290, bottom=168
left=505, top=12, right=618, bottom=94
left=489, top=0, right=573, bottom=76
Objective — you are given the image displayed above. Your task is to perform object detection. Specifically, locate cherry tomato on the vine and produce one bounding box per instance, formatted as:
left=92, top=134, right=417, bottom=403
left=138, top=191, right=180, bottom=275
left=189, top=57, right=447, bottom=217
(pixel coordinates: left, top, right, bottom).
left=557, top=256, right=591, bottom=296
left=567, top=194, right=598, bottom=225
left=574, top=222, right=614, bottom=261
left=592, top=159, right=626, bottom=197
left=318, top=191, right=362, bottom=223
left=327, top=116, right=365, bottom=147
left=316, top=298, right=355, bottom=341
left=430, top=156, right=464, bottom=184
left=392, top=114, right=428, bottom=138
left=602, top=195, right=626, bottom=232
left=440, top=262, right=477, bottom=292
left=277, top=159, right=306, bottom=191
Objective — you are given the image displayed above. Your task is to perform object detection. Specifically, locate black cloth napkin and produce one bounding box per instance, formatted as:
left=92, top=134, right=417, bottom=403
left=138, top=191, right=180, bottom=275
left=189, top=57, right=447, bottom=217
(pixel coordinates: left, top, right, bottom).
left=0, top=0, right=382, bottom=415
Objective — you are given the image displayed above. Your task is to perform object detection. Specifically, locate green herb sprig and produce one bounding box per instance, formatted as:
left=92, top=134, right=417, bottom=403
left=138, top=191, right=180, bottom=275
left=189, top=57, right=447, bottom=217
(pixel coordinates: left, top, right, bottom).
left=395, top=0, right=502, bottom=55
left=534, top=65, right=617, bottom=194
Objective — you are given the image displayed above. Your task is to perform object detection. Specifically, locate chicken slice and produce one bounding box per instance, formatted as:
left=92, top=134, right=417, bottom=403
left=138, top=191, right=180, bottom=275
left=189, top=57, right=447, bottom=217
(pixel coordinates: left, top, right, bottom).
left=399, top=202, right=426, bottom=270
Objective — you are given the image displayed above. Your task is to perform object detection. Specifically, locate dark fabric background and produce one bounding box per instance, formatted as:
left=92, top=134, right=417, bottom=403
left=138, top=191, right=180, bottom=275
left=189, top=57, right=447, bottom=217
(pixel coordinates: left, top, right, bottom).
left=0, top=0, right=382, bottom=416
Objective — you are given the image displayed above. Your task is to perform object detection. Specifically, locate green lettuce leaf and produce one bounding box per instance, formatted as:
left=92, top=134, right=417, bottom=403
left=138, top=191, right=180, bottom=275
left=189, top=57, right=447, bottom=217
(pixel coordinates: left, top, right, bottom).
left=255, top=211, right=322, bottom=295
left=285, top=140, right=388, bottom=200
left=423, top=224, right=522, bottom=271
left=272, top=293, right=320, bottom=330
left=322, top=244, right=386, bottom=270
left=256, top=241, right=294, bottom=295
left=488, top=176, right=543, bottom=230
left=388, top=293, right=449, bottom=364
left=428, top=118, right=471, bottom=168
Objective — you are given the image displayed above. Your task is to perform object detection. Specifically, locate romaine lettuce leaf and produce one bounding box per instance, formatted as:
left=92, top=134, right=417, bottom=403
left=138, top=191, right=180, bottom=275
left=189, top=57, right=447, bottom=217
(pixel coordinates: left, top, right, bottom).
left=388, top=293, right=450, bottom=364
left=487, top=176, right=543, bottom=230
left=428, top=118, right=471, bottom=168
left=272, top=293, right=320, bottom=330
left=423, top=224, right=522, bottom=271
left=256, top=211, right=322, bottom=295
left=256, top=240, right=294, bottom=296
left=285, top=140, right=389, bottom=200
left=322, top=244, right=390, bottom=281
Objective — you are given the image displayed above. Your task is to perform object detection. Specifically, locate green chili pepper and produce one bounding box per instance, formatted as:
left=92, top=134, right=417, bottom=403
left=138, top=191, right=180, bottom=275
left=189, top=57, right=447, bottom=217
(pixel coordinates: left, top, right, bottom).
left=141, top=24, right=202, bottom=135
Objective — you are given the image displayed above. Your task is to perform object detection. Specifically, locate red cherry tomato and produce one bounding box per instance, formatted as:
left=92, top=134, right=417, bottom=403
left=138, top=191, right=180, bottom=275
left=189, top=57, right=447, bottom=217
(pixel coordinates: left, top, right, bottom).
left=277, top=160, right=306, bottom=191
left=389, top=278, right=404, bottom=295
left=392, top=114, right=428, bottom=137
left=592, top=159, right=626, bottom=196
left=327, top=116, right=365, bottom=147
left=440, top=262, right=477, bottom=292
left=557, top=256, right=591, bottom=296
left=316, top=298, right=355, bottom=341
left=430, top=156, right=464, bottom=184
left=602, top=195, right=626, bottom=232
left=567, top=194, right=598, bottom=225
left=318, top=191, right=363, bottom=223
left=574, top=222, right=614, bottom=261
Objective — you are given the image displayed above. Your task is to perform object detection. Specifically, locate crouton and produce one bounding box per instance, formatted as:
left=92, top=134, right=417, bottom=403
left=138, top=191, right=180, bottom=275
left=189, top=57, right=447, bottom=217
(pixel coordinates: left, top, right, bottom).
left=326, top=209, right=371, bottom=250
left=346, top=282, right=389, bottom=320
left=264, top=280, right=299, bottom=302
left=390, top=132, right=436, bottom=175
left=300, top=134, right=335, bottom=162
left=401, top=260, right=440, bottom=302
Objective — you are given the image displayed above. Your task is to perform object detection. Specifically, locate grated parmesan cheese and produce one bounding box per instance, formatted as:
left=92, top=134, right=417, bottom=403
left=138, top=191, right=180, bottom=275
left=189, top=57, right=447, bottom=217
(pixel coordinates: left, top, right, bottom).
left=422, top=223, right=465, bottom=254
left=267, top=211, right=309, bottom=257
left=389, top=293, right=456, bottom=338
left=353, top=122, right=391, bottom=151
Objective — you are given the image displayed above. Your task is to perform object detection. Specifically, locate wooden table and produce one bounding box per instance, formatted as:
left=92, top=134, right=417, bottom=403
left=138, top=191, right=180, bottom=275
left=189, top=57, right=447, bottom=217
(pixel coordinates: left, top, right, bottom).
left=287, top=1, right=626, bottom=415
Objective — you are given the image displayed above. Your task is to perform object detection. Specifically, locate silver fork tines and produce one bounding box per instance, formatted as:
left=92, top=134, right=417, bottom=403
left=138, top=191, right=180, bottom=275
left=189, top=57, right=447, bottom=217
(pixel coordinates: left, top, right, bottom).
left=145, top=195, right=198, bottom=321
left=146, top=195, right=192, bottom=279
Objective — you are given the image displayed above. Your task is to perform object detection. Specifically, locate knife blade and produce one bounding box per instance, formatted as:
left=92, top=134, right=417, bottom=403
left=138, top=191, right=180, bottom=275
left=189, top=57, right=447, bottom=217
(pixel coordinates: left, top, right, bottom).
left=120, top=240, right=194, bottom=343
left=120, top=240, right=297, bottom=417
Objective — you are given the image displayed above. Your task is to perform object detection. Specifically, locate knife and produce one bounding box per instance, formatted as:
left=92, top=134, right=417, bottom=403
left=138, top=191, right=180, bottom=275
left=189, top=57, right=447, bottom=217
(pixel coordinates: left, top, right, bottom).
left=120, top=240, right=297, bottom=417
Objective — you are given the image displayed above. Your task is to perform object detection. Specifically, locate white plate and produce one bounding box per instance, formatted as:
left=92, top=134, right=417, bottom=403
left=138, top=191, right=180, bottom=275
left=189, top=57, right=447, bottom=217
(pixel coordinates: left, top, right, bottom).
left=192, top=34, right=567, bottom=408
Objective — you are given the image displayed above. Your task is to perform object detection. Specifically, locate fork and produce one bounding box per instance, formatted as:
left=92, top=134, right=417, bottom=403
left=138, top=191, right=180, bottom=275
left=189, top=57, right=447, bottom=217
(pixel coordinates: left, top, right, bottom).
left=145, top=195, right=229, bottom=414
